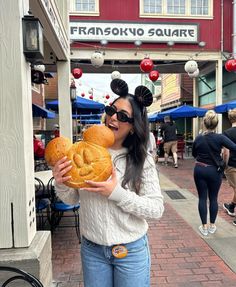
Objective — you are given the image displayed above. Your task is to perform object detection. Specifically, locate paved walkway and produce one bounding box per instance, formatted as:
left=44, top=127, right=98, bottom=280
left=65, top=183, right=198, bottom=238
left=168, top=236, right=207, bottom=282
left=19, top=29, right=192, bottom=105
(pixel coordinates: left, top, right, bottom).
left=51, top=157, right=236, bottom=287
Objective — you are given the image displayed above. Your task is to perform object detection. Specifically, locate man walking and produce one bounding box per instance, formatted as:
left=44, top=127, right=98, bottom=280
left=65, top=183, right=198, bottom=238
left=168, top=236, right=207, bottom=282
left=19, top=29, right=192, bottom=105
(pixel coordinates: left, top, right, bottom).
left=161, top=116, right=178, bottom=168
left=223, top=108, right=236, bottom=225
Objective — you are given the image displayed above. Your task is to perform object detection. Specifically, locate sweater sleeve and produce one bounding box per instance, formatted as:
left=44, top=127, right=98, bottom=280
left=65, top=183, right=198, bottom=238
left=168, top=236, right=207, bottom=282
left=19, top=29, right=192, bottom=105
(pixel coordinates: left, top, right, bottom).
left=108, top=156, right=164, bottom=220
left=221, top=134, right=236, bottom=151
left=55, top=182, right=80, bottom=205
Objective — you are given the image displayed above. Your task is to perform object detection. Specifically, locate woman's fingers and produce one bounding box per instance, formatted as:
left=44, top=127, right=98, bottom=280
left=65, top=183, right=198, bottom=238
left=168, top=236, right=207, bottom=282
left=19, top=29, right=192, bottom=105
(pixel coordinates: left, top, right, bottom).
left=52, top=156, right=72, bottom=184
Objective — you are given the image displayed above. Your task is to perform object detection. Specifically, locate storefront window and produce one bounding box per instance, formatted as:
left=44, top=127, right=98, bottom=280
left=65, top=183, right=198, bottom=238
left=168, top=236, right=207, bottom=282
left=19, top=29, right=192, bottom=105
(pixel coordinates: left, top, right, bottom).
left=140, top=0, right=212, bottom=18
left=70, top=0, right=99, bottom=15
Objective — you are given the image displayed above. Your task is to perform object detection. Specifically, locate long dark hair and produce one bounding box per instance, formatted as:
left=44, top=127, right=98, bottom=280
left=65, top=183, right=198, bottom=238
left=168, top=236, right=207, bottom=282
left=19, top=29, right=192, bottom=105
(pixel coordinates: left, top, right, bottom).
left=110, top=79, right=153, bottom=194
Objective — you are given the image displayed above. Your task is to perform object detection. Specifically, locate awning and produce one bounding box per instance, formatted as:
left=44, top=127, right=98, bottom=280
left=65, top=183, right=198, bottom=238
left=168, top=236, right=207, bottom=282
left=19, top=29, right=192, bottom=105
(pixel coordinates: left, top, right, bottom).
left=32, top=103, right=56, bottom=119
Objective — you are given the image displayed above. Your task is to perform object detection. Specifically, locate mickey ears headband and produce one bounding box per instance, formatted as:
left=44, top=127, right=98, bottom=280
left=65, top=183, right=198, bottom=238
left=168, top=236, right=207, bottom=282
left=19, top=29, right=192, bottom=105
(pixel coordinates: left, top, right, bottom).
left=110, top=79, right=153, bottom=107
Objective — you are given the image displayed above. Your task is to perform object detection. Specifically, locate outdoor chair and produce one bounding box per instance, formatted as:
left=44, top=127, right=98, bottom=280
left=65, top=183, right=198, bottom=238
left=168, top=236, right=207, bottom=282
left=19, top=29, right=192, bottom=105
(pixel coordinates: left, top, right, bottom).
left=35, top=177, right=51, bottom=230
left=0, top=266, right=44, bottom=287
left=177, top=140, right=185, bottom=160
left=34, top=160, right=50, bottom=172
left=47, top=177, right=81, bottom=242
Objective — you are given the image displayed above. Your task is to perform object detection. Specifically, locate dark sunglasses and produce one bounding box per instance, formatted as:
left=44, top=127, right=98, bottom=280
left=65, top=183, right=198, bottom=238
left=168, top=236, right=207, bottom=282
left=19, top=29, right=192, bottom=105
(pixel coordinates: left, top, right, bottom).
left=105, top=106, right=134, bottom=123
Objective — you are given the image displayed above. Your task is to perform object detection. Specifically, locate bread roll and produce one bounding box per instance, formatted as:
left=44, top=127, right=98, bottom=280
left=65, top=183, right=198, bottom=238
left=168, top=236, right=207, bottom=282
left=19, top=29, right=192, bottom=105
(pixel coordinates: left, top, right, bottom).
left=45, top=125, right=115, bottom=188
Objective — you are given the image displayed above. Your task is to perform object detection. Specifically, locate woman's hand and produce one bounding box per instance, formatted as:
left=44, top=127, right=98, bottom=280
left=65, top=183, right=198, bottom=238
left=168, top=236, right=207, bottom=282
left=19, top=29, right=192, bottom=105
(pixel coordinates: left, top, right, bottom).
left=52, top=156, right=72, bottom=185
left=83, top=167, right=117, bottom=197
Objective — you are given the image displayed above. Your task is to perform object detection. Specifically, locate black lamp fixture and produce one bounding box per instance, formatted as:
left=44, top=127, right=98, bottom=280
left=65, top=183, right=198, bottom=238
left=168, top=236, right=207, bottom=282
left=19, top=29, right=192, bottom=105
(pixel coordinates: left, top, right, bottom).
left=22, top=15, right=44, bottom=63
left=70, top=81, right=77, bottom=101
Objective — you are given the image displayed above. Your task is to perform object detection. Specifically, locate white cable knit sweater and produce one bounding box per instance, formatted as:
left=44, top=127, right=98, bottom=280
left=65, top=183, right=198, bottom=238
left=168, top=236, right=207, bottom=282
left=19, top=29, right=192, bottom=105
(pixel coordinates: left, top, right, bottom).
left=55, top=148, right=164, bottom=246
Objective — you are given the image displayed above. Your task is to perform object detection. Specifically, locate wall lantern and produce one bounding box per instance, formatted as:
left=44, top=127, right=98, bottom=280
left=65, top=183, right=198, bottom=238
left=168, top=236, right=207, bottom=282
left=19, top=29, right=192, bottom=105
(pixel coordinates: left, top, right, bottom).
left=22, top=15, right=44, bottom=63
left=70, top=81, right=77, bottom=101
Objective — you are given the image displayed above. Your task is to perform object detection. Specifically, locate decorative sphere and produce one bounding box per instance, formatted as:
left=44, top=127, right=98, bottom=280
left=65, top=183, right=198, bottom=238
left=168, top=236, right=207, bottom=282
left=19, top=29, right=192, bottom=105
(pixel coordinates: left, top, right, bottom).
left=111, top=71, right=121, bottom=80
left=81, top=92, right=85, bottom=97
left=188, top=68, right=200, bottom=78
left=184, top=60, right=198, bottom=73
left=225, top=59, right=236, bottom=72
left=140, top=58, right=154, bottom=73
left=72, top=68, right=83, bottom=79
left=149, top=70, right=159, bottom=82
left=91, top=52, right=104, bottom=68
left=34, top=65, right=45, bottom=72
left=89, top=95, right=93, bottom=100
left=105, top=94, right=110, bottom=99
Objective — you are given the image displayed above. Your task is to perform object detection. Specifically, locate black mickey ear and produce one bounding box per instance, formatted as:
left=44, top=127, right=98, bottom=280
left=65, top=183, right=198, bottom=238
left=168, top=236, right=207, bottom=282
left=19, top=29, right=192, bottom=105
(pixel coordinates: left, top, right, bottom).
left=110, top=79, right=128, bottom=96
left=134, top=85, right=153, bottom=107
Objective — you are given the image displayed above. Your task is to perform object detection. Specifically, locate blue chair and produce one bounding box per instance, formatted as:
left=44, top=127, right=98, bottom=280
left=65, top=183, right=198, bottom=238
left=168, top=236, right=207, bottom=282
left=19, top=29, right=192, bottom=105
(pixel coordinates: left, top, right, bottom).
left=47, top=177, right=81, bottom=242
left=35, top=177, right=50, bottom=230
left=0, top=266, right=44, bottom=286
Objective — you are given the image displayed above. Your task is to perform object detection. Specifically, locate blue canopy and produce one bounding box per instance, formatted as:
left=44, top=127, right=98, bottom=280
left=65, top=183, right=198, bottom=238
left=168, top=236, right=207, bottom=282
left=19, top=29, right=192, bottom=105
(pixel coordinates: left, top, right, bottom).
left=32, top=104, right=56, bottom=119
left=157, top=105, right=207, bottom=119
left=214, top=100, right=236, bottom=113
left=148, top=112, right=162, bottom=122
left=46, top=97, right=105, bottom=114
left=72, top=113, right=103, bottom=119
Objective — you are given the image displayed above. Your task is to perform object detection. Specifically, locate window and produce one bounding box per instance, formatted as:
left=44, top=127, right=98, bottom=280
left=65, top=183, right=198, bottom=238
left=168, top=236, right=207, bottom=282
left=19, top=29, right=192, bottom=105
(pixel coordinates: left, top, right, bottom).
left=191, top=0, right=209, bottom=15
left=140, top=0, right=212, bottom=18
left=167, top=0, right=185, bottom=15
left=144, top=0, right=162, bottom=14
left=70, top=0, right=99, bottom=15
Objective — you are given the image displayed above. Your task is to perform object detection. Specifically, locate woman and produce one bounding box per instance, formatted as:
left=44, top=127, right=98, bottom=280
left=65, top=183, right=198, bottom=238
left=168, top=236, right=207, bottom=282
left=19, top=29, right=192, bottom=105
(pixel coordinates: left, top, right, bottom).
left=222, top=108, right=236, bottom=223
left=192, top=110, right=236, bottom=236
left=52, top=79, right=164, bottom=287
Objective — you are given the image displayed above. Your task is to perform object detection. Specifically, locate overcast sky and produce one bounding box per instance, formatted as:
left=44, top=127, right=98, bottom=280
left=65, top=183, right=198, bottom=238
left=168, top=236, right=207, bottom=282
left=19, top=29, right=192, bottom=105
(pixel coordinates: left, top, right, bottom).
left=75, top=73, right=141, bottom=104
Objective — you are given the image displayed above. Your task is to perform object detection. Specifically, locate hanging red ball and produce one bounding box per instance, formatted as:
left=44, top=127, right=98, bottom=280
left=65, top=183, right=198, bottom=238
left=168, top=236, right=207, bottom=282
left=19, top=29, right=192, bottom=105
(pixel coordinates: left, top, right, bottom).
left=106, top=94, right=110, bottom=99
left=140, top=58, right=154, bottom=73
left=81, top=92, right=85, bottom=97
left=225, top=59, right=236, bottom=72
left=149, top=70, right=159, bottom=82
left=72, top=68, right=83, bottom=79
left=89, top=95, right=93, bottom=100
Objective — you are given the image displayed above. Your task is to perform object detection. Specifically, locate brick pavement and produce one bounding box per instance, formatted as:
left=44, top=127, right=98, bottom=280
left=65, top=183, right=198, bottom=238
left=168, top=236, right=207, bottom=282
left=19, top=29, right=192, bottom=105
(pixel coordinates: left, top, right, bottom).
left=51, top=158, right=236, bottom=287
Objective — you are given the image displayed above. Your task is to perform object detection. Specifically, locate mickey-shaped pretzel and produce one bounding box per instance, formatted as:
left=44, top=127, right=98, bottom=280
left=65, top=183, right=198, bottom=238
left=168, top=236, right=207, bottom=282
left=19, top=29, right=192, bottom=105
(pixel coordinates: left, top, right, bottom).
left=45, top=125, right=115, bottom=188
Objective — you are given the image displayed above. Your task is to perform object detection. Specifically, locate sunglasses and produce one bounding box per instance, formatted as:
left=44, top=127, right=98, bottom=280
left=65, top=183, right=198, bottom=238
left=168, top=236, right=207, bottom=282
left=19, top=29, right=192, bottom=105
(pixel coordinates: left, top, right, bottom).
left=105, top=106, right=134, bottom=123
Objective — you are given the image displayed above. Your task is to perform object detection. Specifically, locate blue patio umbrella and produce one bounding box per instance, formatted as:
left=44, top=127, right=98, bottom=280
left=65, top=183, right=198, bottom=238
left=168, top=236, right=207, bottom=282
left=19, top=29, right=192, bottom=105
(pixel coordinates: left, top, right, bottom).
left=46, top=97, right=105, bottom=114
left=158, top=105, right=207, bottom=119
left=214, top=100, right=236, bottom=113
left=32, top=103, right=56, bottom=119
left=72, top=113, right=103, bottom=119
left=148, top=112, right=162, bottom=122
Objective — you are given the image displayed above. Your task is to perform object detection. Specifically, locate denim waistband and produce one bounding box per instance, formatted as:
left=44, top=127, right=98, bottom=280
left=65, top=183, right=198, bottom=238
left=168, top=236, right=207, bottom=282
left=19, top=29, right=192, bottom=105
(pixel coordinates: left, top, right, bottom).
left=195, top=161, right=211, bottom=167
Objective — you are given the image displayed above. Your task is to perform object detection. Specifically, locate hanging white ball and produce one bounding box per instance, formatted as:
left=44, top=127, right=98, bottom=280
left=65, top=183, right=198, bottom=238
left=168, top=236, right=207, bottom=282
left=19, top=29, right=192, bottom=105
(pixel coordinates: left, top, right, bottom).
left=188, top=68, right=200, bottom=78
left=111, top=71, right=121, bottom=80
left=91, top=51, right=104, bottom=68
left=184, top=60, right=198, bottom=73
left=34, top=64, right=45, bottom=72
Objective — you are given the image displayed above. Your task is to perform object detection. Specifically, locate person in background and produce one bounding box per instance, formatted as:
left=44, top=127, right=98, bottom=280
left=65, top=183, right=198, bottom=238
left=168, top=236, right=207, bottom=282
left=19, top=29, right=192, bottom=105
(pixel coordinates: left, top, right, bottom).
left=51, top=79, right=164, bottom=287
left=33, top=135, right=45, bottom=160
left=222, top=108, right=236, bottom=225
left=161, top=115, right=178, bottom=168
left=53, top=124, right=60, bottom=138
left=192, top=110, right=236, bottom=236
left=148, top=131, right=157, bottom=161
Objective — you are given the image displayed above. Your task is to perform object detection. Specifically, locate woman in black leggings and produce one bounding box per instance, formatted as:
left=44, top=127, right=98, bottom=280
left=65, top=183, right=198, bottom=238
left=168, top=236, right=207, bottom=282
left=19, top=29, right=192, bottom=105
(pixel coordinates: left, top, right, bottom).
left=192, top=110, right=236, bottom=236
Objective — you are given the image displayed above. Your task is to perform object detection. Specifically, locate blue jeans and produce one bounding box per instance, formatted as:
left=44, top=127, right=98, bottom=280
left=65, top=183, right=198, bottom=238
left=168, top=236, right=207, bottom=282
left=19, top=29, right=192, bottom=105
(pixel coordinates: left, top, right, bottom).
left=81, top=234, right=151, bottom=287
